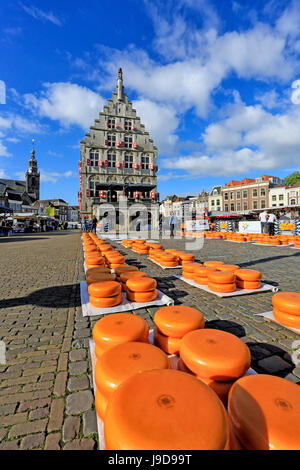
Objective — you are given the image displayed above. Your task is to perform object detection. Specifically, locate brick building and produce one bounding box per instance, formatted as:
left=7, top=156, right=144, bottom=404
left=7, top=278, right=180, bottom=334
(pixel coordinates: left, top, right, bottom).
left=222, top=175, right=284, bottom=213
left=79, top=68, right=159, bottom=232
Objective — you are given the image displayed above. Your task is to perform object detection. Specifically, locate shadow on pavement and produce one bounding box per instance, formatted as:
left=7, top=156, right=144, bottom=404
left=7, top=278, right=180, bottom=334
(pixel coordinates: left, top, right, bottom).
left=246, top=341, right=297, bottom=379
left=0, top=284, right=81, bottom=309
left=239, top=251, right=300, bottom=268
left=205, top=319, right=246, bottom=338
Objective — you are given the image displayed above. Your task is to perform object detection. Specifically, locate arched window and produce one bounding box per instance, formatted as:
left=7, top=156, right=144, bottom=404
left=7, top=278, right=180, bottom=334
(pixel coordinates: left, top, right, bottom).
left=291, top=199, right=296, bottom=205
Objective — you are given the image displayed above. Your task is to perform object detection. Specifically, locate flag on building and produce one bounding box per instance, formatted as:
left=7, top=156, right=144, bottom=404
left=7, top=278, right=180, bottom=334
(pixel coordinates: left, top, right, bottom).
left=45, top=205, right=55, bottom=217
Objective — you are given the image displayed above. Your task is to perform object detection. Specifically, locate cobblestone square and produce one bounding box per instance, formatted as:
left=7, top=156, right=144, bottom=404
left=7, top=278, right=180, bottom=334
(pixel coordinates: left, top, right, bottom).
left=0, top=231, right=299, bottom=450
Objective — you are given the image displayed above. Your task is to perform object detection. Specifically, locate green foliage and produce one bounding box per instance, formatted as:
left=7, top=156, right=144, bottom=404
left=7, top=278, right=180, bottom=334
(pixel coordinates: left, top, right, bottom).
left=285, top=172, right=300, bottom=186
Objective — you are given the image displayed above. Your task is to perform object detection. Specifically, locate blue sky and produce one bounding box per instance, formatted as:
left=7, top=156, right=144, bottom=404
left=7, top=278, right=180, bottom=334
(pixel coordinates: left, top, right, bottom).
left=1, top=0, right=300, bottom=204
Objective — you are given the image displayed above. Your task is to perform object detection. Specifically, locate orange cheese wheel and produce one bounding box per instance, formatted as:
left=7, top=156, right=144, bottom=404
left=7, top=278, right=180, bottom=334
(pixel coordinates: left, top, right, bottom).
left=114, top=266, right=139, bottom=276
left=119, top=271, right=147, bottom=283
left=95, top=387, right=108, bottom=421
left=229, top=427, right=246, bottom=450
left=273, top=308, right=300, bottom=329
left=203, top=261, right=224, bottom=268
left=272, top=292, right=300, bottom=316
left=178, top=253, right=195, bottom=262
left=89, top=293, right=123, bottom=308
left=235, top=269, right=262, bottom=281
left=86, top=267, right=111, bottom=276
left=193, top=275, right=210, bottom=285
left=88, top=281, right=121, bottom=298
left=177, top=357, right=195, bottom=374
left=153, top=327, right=182, bottom=355
left=160, top=253, right=177, bottom=261
left=207, top=281, right=236, bottom=293
left=182, top=271, right=195, bottom=280
left=126, top=289, right=157, bottom=303
left=126, top=277, right=157, bottom=293
left=197, top=375, right=236, bottom=406
left=108, top=263, right=127, bottom=269
left=86, top=274, right=117, bottom=286
left=236, top=280, right=261, bottom=289
left=182, top=263, right=201, bottom=273
left=180, top=329, right=251, bottom=381
left=207, top=271, right=236, bottom=284
left=95, top=342, right=105, bottom=360
left=95, top=341, right=169, bottom=399
left=218, top=265, right=240, bottom=273
left=228, top=374, right=300, bottom=450
left=93, top=313, right=148, bottom=351
left=104, top=369, right=229, bottom=450
left=160, top=261, right=179, bottom=267
left=193, top=266, right=218, bottom=277
left=154, top=306, right=205, bottom=338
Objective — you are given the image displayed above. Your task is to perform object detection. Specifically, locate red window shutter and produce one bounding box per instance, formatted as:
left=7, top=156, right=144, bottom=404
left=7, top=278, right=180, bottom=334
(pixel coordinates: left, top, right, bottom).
left=116, top=161, right=120, bottom=168
left=87, top=159, right=90, bottom=166
left=132, top=125, right=135, bottom=131
left=78, top=161, right=82, bottom=167
left=133, top=142, right=137, bottom=149
left=99, top=191, right=104, bottom=198
left=98, top=160, right=103, bottom=167
left=139, top=162, right=142, bottom=169
left=116, top=141, right=120, bottom=147
left=105, top=140, right=108, bottom=146
left=121, top=141, right=125, bottom=147
left=86, top=189, right=90, bottom=198
left=115, top=122, right=118, bottom=129
left=105, top=160, right=108, bottom=167
left=133, top=162, right=137, bottom=169
left=123, top=161, right=126, bottom=168
left=149, top=164, right=153, bottom=170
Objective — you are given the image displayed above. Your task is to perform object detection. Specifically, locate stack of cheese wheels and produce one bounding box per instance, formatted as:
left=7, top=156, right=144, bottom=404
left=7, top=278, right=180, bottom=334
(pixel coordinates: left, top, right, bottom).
left=146, top=243, right=163, bottom=251
left=203, top=260, right=225, bottom=269
left=86, top=271, right=116, bottom=286
left=104, top=369, right=230, bottom=450
left=182, top=262, right=202, bottom=280
left=121, top=239, right=134, bottom=248
left=272, top=292, right=300, bottom=329
left=180, top=329, right=251, bottom=405
left=119, top=271, right=147, bottom=291
left=149, top=249, right=164, bottom=261
left=234, top=269, right=262, bottom=289
left=88, top=281, right=122, bottom=309
left=93, top=312, right=149, bottom=359
left=217, top=264, right=240, bottom=273
left=207, top=270, right=237, bottom=293
left=105, top=252, right=126, bottom=269
left=176, top=252, right=195, bottom=266
left=125, top=276, right=158, bottom=303
left=94, top=342, right=169, bottom=420
left=228, top=374, right=300, bottom=450
left=193, top=265, right=218, bottom=285
left=99, top=244, right=113, bottom=253
left=85, top=254, right=106, bottom=270
left=153, top=305, right=205, bottom=355
left=158, top=252, right=178, bottom=267
left=114, top=265, right=139, bottom=281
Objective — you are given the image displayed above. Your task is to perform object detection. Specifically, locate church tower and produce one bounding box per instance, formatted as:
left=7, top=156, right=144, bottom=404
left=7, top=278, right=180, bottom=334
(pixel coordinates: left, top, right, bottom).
left=26, top=140, right=40, bottom=201
left=79, top=68, right=159, bottom=232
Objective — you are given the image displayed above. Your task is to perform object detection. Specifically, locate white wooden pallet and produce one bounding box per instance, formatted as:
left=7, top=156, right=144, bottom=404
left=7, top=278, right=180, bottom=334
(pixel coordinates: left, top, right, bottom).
left=81, top=281, right=174, bottom=317
left=255, top=311, right=300, bottom=335
left=174, top=275, right=279, bottom=298
left=148, top=258, right=181, bottom=270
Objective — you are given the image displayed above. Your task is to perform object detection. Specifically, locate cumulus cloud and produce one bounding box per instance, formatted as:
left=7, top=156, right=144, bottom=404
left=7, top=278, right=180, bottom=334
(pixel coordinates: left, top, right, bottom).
left=162, top=82, right=300, bottom=177
left=0, top=141, right=11, bottom=157
left=291, top=79, right=300, bottom=104
left=133, top=98, right=179, bottom=153
left=24, top=83, right=105, bottom=130
left=0, top=169, right=7, bottom=178
left=40, top=169, right=76, bottom=184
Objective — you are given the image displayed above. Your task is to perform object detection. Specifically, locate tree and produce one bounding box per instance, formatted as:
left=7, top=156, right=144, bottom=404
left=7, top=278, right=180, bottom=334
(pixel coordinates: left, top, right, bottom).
left=285, top=172, right=300, bottom=186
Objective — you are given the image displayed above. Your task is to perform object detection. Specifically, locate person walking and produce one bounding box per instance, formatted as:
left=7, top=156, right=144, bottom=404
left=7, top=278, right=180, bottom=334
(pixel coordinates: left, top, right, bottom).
left=169, top=212, right=177, bottom=238
left=268, top=212, right=276, bottom=236
left=92, top=216, right=98, bottom=234
left=259, top=210, right=268, bottom=234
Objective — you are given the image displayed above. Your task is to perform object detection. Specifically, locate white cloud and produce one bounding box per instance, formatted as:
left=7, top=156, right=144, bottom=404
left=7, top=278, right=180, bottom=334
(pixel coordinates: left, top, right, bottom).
left=24, top=83, right=105, bottom=130
left=0, top=141, right=11, bottom=157
left=162, top=82, right=300, bottom=177
left=40, top=169, right=76, bottom=184
left=20, top=3, right=62, bottom=26
left=0, top=169, right=7, bottom=178
left=291, top=79, right=300, bottom=104
left=133, top=99, right=179, bottom=153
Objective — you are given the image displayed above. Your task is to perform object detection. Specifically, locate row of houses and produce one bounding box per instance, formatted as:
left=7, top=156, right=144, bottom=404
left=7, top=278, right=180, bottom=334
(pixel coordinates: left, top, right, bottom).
left=160, top=174, right=300, bottom=219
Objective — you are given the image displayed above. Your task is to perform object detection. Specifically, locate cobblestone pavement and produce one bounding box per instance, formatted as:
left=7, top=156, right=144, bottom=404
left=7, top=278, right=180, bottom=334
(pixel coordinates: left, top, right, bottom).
left=0, top=232, right=299, bottom=450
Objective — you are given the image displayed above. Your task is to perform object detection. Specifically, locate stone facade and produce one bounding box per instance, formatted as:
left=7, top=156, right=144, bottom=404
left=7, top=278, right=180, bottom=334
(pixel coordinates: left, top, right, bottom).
left=79, top=69, right=159, bottom=232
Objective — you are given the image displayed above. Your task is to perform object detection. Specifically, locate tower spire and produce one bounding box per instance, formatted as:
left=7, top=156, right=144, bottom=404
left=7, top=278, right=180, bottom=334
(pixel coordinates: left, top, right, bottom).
left=117, top=67, right=124, bottom=101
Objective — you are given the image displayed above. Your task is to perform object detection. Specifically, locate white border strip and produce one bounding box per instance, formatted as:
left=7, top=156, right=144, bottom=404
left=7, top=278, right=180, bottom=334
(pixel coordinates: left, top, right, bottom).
left=148, top=258, right=181, bottom=270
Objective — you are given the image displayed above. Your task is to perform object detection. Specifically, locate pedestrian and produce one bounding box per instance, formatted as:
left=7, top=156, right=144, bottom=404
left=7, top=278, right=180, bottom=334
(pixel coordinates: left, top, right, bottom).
left=169, top=212, right=177, bottom=238
left=92, top=216, right=98, bottom=234
left=84, top=219, right=88, bottom=233
left=268, top=212, right=277, bottom=236
left=259, top=210, right=269, bottom=233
